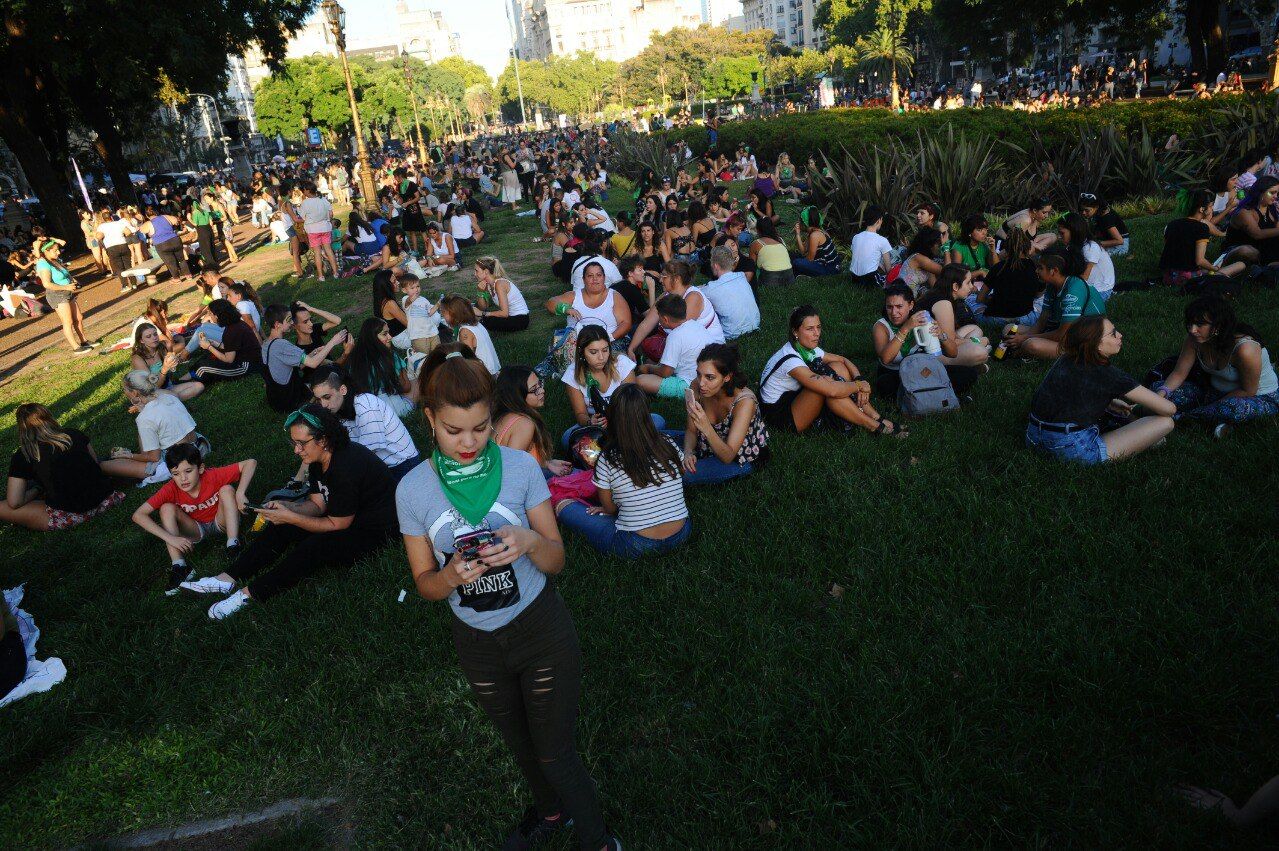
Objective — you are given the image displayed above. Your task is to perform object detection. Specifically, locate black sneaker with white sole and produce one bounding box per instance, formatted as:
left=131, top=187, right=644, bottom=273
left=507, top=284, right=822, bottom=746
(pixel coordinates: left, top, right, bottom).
left=502, top=808, right=572, bottom=850
left=165, top=564, right=195, bottom=596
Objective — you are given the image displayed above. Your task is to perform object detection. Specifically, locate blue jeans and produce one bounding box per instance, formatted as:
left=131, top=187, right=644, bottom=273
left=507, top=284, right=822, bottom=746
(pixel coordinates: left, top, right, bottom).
left=387, top=453, right=423, bottom=483
left=791, top=256, right=841, bottom=277
left=184, top=323, right=224, bottom=354
left=966, top=294, right=1040, bottom=334
left=561, top=414, right=665, bottom=450
left=661, top=430, right=754, bottom=485
left=557, top=504, right=691, bottom=558
left=1025, top=419, right=1108, bottom=465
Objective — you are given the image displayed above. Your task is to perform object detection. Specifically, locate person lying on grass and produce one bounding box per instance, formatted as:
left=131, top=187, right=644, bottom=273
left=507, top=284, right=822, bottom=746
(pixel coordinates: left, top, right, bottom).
left=132, top=444, right=256, bottom=596
left=181, top=404, right=399, bottom=621
left=1002, top=250, right=1106, bottom=362
left=634, top=294, right=719, bottom=401
left=759, top=304, right=907, bottom=437
left=1149, top=295, right=1279, bottom=438
left=556, top=383, right=691, bottom=557
left=100, top=370, right=211, bottom=483
left=0, top=403, right=124, bottom=532
left=672, top=343, right=769, bottom=486
left=396, top=352, right=624, bottom=851
left=1026, top=316, right=1175, bottom=464
left=493, top=365, right=573, bottom=477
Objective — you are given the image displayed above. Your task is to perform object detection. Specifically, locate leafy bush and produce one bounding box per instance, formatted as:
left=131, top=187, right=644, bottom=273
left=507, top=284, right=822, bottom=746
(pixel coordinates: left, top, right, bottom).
left=609, top=129, right=673, bottom=182
left=809, top=144, right=917, bottom=243
left=905, top=125, right=1024, bottom=223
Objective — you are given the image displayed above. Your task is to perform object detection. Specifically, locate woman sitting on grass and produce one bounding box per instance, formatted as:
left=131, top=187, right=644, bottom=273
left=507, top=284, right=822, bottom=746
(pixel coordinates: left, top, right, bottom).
left=897, top=227, right=945, bottom=294
left=913, top=264, right=991, bottom=369
left=560, top=325, right=652, bottom=448
left=947, top=214, right=995, bottom=278
left=100, top=370, right=211, bottom=483
left=190, top=299, right=261, bottom=390
left=0, top=403, right=124, bottom=532
left=1057, top=212, right=1115, bottom=301
left=473, top=256, right=531, bottom=334
left=631, top=221, right=665, bottom=272
left=1151, top=295, right=1279, bottom=438
left=183, top=404, right=399, bottom=621
left=871, top=283, right=979, bottom=398
left=914, top=202, right=950, bottom=246
left=131, top=323, right=201, bottom=402
left=132, top=444, right=256, bottom=595
left=347, top=317, right=419, bottom=418
left=791, top=207, right=841, bottom=277
left=1079, top=193, right=1129, bottom=255
left=750, top=217, right=794, bottom=287
left=967, top=228, right=1044, bottom=330
left=626, top=260, right=719, bottom=363
left=1158, top=190, right=1251, bottom=290
left=1003, top=251, right=1106, bottom=362
left=396, top=353, right=622, bottom=851
left=1220, top=175, right=1279, bottom=267
left=493, top=366, right=572, bottom=477
left=1026, top=316, right=1176, bottom=464
left=361, top=223, right=408, bottom=275
left=440, top=295, right=503, bottom=375
left=760, top=304, right=906, bottom=437
left=674, top=344, right=769, bottom=486
left=556, top=384, right=691, bottom=557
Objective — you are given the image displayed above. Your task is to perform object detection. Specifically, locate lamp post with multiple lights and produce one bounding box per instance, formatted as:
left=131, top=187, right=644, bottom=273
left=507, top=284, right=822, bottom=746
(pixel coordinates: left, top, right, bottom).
left=321, top=0, right=378, bottom=207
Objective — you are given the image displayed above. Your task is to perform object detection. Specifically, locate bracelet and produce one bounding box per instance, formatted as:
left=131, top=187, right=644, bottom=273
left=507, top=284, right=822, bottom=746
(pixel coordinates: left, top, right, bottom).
left=554, top=302, right=569, bottom=316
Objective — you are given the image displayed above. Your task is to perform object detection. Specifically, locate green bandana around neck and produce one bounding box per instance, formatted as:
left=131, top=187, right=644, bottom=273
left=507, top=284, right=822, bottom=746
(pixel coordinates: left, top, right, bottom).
left=794, top=342, right=818, bottom=363
left=433, top=441, right=503, bottom=525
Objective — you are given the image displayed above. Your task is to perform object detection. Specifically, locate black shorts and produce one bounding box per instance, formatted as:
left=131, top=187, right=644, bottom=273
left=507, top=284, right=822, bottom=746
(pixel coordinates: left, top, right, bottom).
left=761, top=392, right=798, bottom=432
left=44, top=287, right=75, bottom=309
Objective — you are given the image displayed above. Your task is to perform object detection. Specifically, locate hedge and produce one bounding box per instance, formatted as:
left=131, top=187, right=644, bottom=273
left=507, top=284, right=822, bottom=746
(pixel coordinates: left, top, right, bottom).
left=664, top=94, right=1276, bottom=166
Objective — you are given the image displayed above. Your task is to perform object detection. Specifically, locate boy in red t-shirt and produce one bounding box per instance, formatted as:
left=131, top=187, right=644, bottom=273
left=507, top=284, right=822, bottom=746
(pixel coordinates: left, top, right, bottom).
left=132, top=443, right=257, bottom=595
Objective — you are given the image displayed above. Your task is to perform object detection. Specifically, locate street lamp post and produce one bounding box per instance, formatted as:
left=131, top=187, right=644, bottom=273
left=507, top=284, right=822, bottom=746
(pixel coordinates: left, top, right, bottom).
left=322, top=0, right=378, bottom=210
left=400, top=52, right=429, bottom=163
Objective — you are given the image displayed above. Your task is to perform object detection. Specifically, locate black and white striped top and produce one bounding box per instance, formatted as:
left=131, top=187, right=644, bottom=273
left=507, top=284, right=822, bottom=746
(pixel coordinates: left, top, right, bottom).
left=593, top=438, right=687, bottom=532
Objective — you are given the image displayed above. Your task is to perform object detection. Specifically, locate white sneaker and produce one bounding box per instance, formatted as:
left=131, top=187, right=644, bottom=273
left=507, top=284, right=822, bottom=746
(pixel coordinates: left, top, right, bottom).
left=449, top=264, right=460, bottom=272
left=208, top=588, right=251, bottom=620
left=181, top=575, right=235, bottom=595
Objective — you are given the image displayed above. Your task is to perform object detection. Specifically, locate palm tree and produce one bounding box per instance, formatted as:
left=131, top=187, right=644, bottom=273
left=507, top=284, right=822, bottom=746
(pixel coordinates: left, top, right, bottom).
left=854, top=26, right=914, bottom=110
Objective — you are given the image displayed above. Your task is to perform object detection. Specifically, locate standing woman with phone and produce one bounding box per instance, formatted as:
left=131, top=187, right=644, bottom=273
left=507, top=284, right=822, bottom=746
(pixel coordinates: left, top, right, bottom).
left=397, top=353, right=622, bottom=851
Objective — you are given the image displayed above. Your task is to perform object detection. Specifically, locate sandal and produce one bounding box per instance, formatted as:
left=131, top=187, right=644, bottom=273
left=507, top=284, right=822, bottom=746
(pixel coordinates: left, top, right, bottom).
left=872, top=418, right=909, bottom=439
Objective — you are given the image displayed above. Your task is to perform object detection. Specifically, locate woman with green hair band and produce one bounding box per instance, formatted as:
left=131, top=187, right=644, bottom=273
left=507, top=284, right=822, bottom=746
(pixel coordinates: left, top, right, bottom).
left=791, top=206, right=842, bottom=277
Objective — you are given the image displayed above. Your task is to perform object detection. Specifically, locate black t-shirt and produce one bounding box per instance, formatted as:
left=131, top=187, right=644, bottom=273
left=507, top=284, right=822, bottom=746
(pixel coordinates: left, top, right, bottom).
left=308, top=442, right=398, bottom=532
left=610, top=281, right=648, bottom=321
left=1159, top=217, right=1210, bottom=271
left=1029, top=359, right=1139, bottom=428
left=1092, top=210, right=1128, bottom=240
left=220, top=321, right=262, bottom=365
left=8, top=428, right=116, bottom=513
left=0, top=258, right=15, bottom=288
left=736, top=256, right=757, bottom=278
left=983, top=259, right=1042, bottom=318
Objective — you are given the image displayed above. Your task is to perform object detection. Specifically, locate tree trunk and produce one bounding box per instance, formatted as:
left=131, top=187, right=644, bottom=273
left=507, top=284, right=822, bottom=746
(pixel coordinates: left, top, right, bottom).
left=89, top=122, right=138, bottom=207
left=1202, top=0, right=1226, bottom=77
left=890, top=60, right=900, bottom=110
left=1185, top=0, right=1206, bottom=74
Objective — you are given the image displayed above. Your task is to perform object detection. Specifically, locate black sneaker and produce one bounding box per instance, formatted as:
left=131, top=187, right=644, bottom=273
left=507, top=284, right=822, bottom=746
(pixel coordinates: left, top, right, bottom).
left=165, top=564, right=195, bottom=597
left=224, top=542, right=243, bottom=562
left=502, top=808, right=572, bottom=850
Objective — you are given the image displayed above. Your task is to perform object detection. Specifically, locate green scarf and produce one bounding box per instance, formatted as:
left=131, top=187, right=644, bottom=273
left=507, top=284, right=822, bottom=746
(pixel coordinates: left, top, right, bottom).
left=795, top=343, right=818, bottom=363
left=433, top=441, right=503, bottom=525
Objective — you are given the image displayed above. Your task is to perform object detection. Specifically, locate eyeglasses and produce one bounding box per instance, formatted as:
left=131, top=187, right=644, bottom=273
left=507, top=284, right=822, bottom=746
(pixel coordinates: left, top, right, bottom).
left=289, top=436, right=318, bottom=450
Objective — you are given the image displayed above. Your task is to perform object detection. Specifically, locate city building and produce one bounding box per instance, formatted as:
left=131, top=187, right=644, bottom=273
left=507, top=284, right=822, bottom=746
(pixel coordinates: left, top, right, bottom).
left=511, top=0, right=701, bottom=63
left=241, top=15, right=339, bottom=88
left=700, top=0, right=743, bottom=27
left=224, top=55, right=259, bottom=136
left=740, top=0, right=825, bottom=49
left=397, top=1, right=462, bottom=64
left=349, top=44, right=403, bottom=62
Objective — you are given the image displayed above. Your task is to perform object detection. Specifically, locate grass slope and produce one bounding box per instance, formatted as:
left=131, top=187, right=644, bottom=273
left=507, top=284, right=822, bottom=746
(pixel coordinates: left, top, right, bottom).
left=0, top=192, right=1277, bottom=848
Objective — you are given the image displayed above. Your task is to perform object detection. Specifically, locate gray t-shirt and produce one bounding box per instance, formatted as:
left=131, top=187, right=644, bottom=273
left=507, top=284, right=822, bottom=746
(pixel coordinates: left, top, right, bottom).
left=396, top=446, right=551, bottom=631
left=263, top=338, right=306, bottom=385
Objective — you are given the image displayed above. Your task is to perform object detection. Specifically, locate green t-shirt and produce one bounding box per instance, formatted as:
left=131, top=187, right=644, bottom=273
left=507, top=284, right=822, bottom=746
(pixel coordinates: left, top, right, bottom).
left=950, top=240, right=992, bottom=271
left=1043, top=275, right=1104, bottom=330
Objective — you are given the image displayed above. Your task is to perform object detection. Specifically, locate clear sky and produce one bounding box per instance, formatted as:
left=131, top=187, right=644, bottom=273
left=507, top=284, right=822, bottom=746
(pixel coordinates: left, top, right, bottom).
left=336, top=0, right=702, bottom=81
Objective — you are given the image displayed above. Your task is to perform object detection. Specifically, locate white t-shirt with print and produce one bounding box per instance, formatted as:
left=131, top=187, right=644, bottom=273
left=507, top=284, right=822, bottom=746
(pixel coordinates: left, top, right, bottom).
left=561, top=355, right=636, bottom=415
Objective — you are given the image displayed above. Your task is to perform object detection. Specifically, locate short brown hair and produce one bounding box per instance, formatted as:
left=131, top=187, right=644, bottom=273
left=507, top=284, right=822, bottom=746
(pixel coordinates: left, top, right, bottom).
left=1061, top=315, right=1110, bottom=365
left=440, top=294, right=478, bottom=326
left=663, top=259, right=693, bottom=287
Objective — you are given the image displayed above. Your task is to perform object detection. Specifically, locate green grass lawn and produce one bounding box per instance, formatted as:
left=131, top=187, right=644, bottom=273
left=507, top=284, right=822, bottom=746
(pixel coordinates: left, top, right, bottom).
left=1, top=189, right=1277, bottom=848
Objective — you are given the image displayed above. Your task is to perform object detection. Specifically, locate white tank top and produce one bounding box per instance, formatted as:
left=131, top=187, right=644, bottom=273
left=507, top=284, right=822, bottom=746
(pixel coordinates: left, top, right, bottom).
left=571, top=288, right=618, bottom=338
left=498, top=278, right=529, bottom=317
left=685, top=286, right=724, bottom=342
left=459, top=323, right=501, bottom=374
left=450, top=214, right=474, bottom=240
left=430, top=234, right=451, bottom=258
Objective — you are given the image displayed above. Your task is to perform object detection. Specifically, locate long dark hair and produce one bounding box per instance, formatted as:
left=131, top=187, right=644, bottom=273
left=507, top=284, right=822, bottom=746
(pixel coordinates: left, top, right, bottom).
left=493, top=366, right=553, bottom=461
left=348, top=209, right=372, bottom=238
left=600, top=384, right=681, bottom=488
left=1185, top=295, right=1265, bottom=359
left=906, top=226, right=942, bottom=258
left=931, top=263, right=971, bottom=301
left=1058, top=212, right=1091, bottom=277
left=372, top=270, right=397, bottom=319
left=697, top=343, right=746, bottom=393
left=1241, top=175, right=1279, bottom=216
left=347, top=317, right=401, bottom=396
left=289, top=402, right=351, bottom=452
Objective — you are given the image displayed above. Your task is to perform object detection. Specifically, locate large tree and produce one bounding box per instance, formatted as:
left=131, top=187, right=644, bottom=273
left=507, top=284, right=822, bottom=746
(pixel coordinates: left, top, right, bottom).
left=0, top=0, right=311, bottom=251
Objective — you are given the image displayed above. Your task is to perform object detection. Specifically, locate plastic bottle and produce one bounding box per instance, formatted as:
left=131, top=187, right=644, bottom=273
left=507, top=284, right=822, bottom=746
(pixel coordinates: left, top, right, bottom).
left=994, top=324, right=1018, bottom=360
left=912, top=310, right=943, bottom=356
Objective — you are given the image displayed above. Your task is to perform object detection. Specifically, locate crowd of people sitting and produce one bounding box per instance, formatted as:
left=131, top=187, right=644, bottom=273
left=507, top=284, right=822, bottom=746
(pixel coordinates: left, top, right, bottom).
left=4, top=120, right=1279, bottom=845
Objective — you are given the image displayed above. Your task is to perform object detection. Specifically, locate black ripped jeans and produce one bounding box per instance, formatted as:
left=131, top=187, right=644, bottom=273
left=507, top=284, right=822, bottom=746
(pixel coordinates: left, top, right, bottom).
left=450, top=584, right=606, bottom=849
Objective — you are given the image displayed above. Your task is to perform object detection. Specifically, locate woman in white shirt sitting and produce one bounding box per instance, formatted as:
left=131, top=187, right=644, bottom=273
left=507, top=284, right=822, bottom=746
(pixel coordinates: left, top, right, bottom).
left=554, top=384, right=690, bottom=558
left=473, top=255, right=530, bottom=333
left=439, top=295, right=502, bottom=375
left=1058, top=212, right=1115, bottom=301
left=447, top=202, right=484, bottom=247
left=559, top=324, right=664, bottom=449
left=99, top=370, right=210, bottom=483
left=424, top=221, right=459, bottom=271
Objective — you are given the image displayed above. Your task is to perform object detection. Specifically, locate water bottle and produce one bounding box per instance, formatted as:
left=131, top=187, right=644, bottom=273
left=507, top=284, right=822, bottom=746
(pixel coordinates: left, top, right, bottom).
left=913, top=310, right=943, bottom=356
left=994, top=324, right=1017, bottom=360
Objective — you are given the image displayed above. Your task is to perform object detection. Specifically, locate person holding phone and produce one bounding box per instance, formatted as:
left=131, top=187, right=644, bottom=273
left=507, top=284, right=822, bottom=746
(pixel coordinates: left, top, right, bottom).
left=180, top=404, right=398, bottom=620
left=673, top=344, right=768, bottom=485
left=396, top=352, right=622, bottom=851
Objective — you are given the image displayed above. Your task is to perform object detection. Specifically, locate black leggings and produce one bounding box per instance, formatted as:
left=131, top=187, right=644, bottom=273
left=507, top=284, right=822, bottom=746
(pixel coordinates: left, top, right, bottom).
left=451, top=586, right=606, bottom=849
left=105, top=243, right=131, bottom=279
left=227, top=521, right=394, bottom=601
left=196, top=224, right=220, bottom=270
left=481, top=313, right=531, bottom=333
left=0, top=630, right=24, bottom=698
left=193, top=360, right=253, bottom=385
left=154, top=237, right=190, bottom=280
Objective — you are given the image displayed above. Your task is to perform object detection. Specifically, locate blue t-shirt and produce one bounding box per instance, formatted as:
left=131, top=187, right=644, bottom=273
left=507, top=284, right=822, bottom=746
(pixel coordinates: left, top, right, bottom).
left=396, top=446, right=551, bottom=631
left=369, top=218, right=389, bottom=251
left=1043, top=275, right=1104, bottom=331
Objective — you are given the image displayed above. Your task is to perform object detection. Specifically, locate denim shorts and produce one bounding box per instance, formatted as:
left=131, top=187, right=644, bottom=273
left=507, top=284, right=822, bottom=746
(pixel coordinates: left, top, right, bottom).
left=1025, top=422, right=1108, bottom=465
